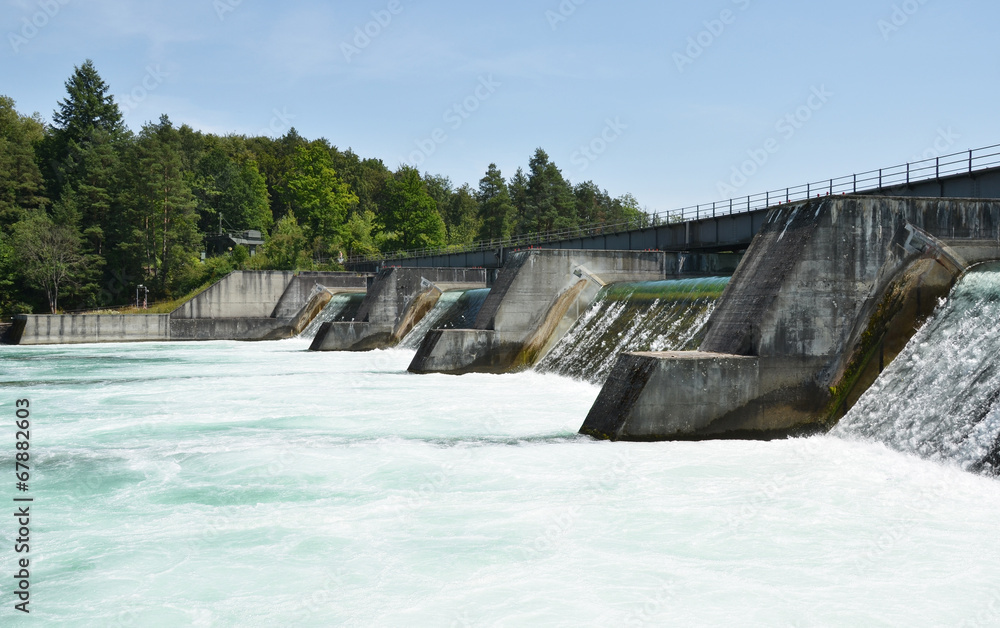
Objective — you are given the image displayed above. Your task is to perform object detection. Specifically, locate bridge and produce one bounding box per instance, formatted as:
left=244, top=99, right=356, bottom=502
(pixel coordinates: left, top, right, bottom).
left=345, top=144, right=1000, bottom=272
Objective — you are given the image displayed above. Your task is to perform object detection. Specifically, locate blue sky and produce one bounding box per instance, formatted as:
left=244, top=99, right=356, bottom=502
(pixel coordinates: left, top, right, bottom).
left=2, top=0, right=998, bottom=213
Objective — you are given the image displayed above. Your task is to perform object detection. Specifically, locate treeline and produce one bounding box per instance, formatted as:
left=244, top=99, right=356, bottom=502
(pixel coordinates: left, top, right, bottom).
left=0, top=60, right=648, bottom=315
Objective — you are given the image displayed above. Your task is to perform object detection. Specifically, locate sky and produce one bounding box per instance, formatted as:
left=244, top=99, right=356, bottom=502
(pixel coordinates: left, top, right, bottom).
left=2, top=0, right=999, bottom=214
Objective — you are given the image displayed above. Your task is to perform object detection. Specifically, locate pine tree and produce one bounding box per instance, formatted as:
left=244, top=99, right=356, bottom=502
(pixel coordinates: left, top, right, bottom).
left=476, top=163, right=515, bottom=241
left=133, top=116, right=201, bottom=296
left=525, top=148, right=576, bottom=234
left=0, top=96, right=48, bottom=228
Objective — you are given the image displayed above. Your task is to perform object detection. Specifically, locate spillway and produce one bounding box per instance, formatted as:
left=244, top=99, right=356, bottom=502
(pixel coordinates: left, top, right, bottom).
left=299, top=293, right=366, bottom=339
left=834, top=262, right=1000, bottom=474
left=399, top=288, right=491, bottom=349
left=536, top=277, right=730, bottom=384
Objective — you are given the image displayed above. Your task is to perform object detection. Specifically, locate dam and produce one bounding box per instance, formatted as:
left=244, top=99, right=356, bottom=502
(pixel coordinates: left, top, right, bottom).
left=580, top=195, right=1000, bottom=442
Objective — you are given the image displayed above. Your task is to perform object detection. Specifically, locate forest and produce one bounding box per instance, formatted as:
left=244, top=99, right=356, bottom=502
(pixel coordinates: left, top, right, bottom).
left=0, top=60, right=649, bottom=315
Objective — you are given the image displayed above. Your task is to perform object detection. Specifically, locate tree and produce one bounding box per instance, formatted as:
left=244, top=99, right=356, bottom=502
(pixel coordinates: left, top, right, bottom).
left=284, top=143, right=358, bottom=257
left=523, top=148, right=576, bottom=234
left=508, top=167, right=529, bottom=236
left=132, top=116, right=201, bottom=296
left=476, top=163, right=515, bottom=241
left=379, top=166, right=446, bottom=252
left=263, top=211, right=310, bottom=270
left=52, top=59, right=124, bottom=145
left=13, top=212, right=91, bottom=313
left=445, top=184, right=481, bottom=246
left=0, top=96, right=48, bottom=228
left=195, top=147, right=272, bottom=234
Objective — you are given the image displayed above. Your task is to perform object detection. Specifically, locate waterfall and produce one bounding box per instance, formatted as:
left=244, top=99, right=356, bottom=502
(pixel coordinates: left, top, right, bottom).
left=833, top=263, right=1000, bottom=474
left=299, top=293, right=366, bottom=339
left=399, top=288, right=492, bottom=349
left=536, top=277, right=730, bottom=384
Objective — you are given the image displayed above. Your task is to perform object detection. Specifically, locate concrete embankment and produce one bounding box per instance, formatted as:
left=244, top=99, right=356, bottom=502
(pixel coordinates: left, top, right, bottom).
left=8, top=314, right=172, bottom=345
left=7, top=271, right=369, bottom=345
left=408, top=249, right=666, bottom=374
left=309, top=268, right=487, bottom=351
left=581, top=196, right=1000, bottom=441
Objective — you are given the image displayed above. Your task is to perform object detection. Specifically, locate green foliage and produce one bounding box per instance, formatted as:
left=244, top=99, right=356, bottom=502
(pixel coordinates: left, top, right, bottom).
left=12, top=211, right=94, bottom=313
left=445, top=184, right=482, bottom=246
left=263, top=211, right=311, bottom=270
left=476, top=163, right=515, bottom=241
left=0, top=96, right=48, bottom=227
left=379, top=166, right=446, bottom=252
left=0, top=61, right=654, bottom=313
left=132, top=116, right=201, bottom=297
left=195, top=148, right=272, bottom=234
left=284, top=142, right=358, bottom=257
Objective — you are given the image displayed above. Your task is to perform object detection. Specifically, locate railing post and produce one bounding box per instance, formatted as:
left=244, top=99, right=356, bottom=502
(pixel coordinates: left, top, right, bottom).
left=936, top=157, right=940, bottom=178
left=879, top=169, right=882, bottom=188
left=853, top=174, right=857, bottom=193
left=807, top=182, right=810, bottom=198
left=786, top=187, right=789, bottom=203
left=747, top=195, right=750, bottom=212
left=829, top=179, right=833, bottom=195
left=766, top=191, right=769, bottom=206
left=712, top=201, right=716, bottom=218
left=906, top=162, right=909, bottom=184
left=969, top=149, right=973, bottom=173
left=729, top=199, right=733, bottom=215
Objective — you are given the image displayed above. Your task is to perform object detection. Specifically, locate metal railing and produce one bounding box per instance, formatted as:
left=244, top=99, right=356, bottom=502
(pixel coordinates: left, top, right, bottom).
left=347, top=143, right=1000, bottom=265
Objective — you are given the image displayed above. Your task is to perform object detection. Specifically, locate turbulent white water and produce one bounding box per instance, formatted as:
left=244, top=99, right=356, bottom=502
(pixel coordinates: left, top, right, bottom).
left=299, top=293, right=366, bottom=339
left=537, top=278, right=729, bottom=384
left=835, top=263, right=1000, bottom=473
left=397, top=290, right=479, bottom=350
left=2, top=340, right=1000, bottom=626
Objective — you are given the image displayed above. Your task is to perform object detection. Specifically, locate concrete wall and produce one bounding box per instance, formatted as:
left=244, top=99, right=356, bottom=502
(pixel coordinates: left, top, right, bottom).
left=11, top=314, right=171, bottom=345
left=270, top=272, right=368, bottom=319
left=409, top=249, right=666, bottom=374
left=171, top=271, right=296, bottom=319
left=582, top=196, right=1000, bottom=440
left=309, top=267, right=486, bottom=351
left=169, top=318, right=294, bottom=341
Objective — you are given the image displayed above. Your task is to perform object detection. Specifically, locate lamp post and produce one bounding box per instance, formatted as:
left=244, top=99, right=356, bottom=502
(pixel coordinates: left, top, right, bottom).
left=136, top=284, right=148, bottom=309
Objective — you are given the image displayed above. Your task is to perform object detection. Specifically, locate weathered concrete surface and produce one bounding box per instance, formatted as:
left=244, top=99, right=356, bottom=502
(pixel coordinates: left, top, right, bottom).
left=171, top=271, right=296, bottom=320
left=409, top=249, right=666, bottom=374
left=582, top=196, right=1000, bottom=440
left=10, top=314, right=171, bottom=345
left=7, top=271, right=364, bottom=345
left=270, top=272, right=367, bottom=319
left=310, top=267, right=486, bottom=351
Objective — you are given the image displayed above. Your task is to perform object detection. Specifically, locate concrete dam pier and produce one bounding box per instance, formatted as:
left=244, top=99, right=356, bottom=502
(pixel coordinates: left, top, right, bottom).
left=7, top=271, right=369, bottom=345
left=309, top=267, right=487, bottom=352
left=580, top=196, right=1000, bottom=441
left=408, top=249, right=667, bottom=374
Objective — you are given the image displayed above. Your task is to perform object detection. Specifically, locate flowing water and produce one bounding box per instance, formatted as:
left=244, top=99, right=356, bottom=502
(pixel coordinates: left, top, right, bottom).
left=299, top=293, right=367, bottom=339
left=537, top=277, right=730, bottom=384
left=399, top=289, right=490, bottom=349
left=2, top=339, right=1000, bottom=626
left=834, top=263, right=1000, bottom=473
